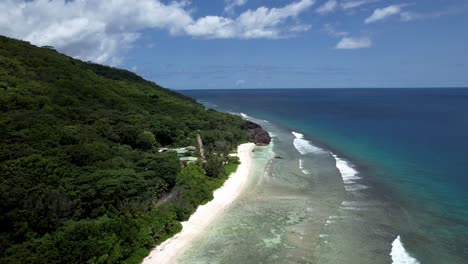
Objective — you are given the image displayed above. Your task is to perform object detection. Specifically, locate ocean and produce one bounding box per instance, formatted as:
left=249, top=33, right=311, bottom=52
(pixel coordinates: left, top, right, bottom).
left=178, top=88, right=468, bottom=264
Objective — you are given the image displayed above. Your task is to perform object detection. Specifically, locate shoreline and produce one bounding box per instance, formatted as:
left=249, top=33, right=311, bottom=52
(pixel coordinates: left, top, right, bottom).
left=142, top=142, right=256, bottom=264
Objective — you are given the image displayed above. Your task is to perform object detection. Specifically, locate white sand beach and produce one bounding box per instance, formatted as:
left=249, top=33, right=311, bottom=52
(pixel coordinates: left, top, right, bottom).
left=142, top=143, right=256, bottom=264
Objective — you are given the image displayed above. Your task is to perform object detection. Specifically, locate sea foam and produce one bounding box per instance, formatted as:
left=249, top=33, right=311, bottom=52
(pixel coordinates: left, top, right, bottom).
left=292, top=132, right=323, bottom=155
left=332, top=154, right=368, bottom=192
left=240, top=113, right=251, bottom=119
left=299, top=159, right=311, bottom=174
left=391, top=236, right=420, bottom=264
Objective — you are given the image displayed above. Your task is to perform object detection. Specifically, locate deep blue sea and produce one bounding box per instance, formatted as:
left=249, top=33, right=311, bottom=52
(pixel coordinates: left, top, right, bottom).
left=181, top=88, right=468, bottom=263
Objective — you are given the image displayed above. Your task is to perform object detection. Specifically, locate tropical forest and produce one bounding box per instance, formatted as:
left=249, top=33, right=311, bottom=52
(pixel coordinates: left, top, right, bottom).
left=0, top=36, right=254, bottom=263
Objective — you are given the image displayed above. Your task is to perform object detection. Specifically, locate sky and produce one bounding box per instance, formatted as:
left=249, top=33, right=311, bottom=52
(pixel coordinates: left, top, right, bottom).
left=1, top=0, right=467, bottom=89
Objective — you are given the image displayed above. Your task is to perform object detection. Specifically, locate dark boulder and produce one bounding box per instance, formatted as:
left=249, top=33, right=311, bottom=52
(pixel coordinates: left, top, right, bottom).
left=245, top=121, right=271, bottom=146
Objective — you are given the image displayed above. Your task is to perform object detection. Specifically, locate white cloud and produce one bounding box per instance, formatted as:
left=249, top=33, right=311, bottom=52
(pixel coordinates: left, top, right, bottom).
left=313, top=0, right=379, bottom=15
left=231, top=0, right=315, bottom=38
left=0, top=0, right=314, bottom=65
left=341, top=0, right=378, bottom=10
left=322, top=24, right=349, bottom=37
left=185, top=16, right=237, bottom=38
left=225, top=0, right=248, bottom=14
left=364, top=3, right=461, bottom=23
left=316, top=0, right=338, bottom=14
left=290, top=24, right=313, bottom=32
left=235, top=79, right=246, bottom=87
left=400, top=11, right=417, bottom=22
left=186, top=0, right=315, bottom=39
left=365, top=5, right=406, bottom=24
left=400, top=6, right=465, bottom=22
left=335, top=36, right=372, bottom=49
left=0, top=0, right=192, bottom=65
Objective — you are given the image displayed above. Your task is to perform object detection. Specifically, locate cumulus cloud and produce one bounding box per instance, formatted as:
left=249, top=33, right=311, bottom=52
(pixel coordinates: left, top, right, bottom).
left=0, top=0, right=314, bottom=65
left=365, top=4, right=406, bottom=24
left=187, top=0, right=315, bottom=39
left=316, top=0, right=338, bottom=14
left=0, top=0, right=192, bottom=65
left=335, top=36, right=372, bottom=49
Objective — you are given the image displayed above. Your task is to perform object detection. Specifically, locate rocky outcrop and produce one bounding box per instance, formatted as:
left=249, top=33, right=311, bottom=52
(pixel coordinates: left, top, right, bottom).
left=246, top=120, right=271, bottom=146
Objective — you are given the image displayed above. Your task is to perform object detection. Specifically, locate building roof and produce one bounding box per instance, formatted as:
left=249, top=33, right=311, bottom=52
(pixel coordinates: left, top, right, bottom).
left=180, top=157, right=198, bottom=162
left=175, top=148, right=188, bottom=153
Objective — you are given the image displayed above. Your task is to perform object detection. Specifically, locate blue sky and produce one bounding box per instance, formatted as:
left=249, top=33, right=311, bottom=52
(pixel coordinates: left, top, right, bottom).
left=1, top=0, right=467, bottom=89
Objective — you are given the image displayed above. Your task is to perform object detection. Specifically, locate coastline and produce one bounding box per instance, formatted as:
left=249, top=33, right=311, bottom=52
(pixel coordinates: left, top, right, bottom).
left=179, top=90, right=468, bottom=263
left=142, top=142, right=256, bottom=264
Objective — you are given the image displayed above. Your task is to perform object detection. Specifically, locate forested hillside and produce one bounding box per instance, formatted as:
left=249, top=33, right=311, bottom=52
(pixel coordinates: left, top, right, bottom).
left=0, top=36, right=250, bottom=263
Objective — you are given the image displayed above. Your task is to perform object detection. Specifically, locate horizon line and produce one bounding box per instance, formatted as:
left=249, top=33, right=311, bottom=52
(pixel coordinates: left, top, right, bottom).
left=174, top=87, right=468, bottom=91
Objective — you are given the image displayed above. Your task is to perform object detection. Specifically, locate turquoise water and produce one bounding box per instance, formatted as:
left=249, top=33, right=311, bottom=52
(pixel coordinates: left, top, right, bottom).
left=180, top=88, right=468, bottom=263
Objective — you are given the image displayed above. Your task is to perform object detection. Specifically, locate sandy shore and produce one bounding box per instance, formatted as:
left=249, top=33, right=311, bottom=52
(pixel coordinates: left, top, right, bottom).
left=142, top=143, right=256, bottom=264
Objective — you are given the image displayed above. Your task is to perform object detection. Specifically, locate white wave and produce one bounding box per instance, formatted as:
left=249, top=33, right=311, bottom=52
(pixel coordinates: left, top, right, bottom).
left=340, top=206, right=369, bottom=211
left=332, top=154, right=359, bottom=181
left=292, top=131, right=304, bottom=138
left=299, top=159, right=311, bottom=174
left=331, top=154, right=368, bottom=192
left=344, top=184, right=368, bottom=192
left=391, top=236, right=420, bottom=264
left=341, top=201, right=361, bottom=206
left=292, top=131, right=324, bottom=155
left=319, top=234, right=329, bottom=238
left=240, top=112, right=251, bottom=119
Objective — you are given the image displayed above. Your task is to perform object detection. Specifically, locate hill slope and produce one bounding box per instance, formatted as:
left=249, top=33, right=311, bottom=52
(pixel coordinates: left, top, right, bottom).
left=0, top=36, right=252, bottom=263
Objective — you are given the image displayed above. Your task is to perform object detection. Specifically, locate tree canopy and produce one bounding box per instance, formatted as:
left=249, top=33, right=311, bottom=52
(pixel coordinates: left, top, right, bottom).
left=0, top=36, right=249, bottom=263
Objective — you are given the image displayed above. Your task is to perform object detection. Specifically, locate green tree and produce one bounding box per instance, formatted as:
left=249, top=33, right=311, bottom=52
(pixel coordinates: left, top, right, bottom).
left=135, top=131, right=157, bottom=150
left=204, top=154, right=226, bottom=178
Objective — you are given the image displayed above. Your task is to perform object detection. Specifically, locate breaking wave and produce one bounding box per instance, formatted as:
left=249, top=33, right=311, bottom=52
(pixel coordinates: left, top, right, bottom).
left=292, top=131, right=324, bottom=155
left=391, top=235, right=420, bottom=264
left=331, top=154, right=368, bottom=192
left=240, top=113, right=251, bottom=119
